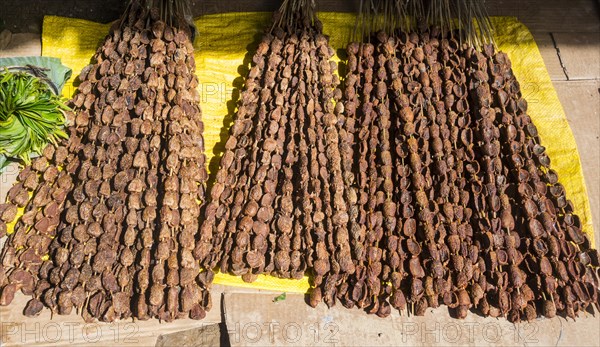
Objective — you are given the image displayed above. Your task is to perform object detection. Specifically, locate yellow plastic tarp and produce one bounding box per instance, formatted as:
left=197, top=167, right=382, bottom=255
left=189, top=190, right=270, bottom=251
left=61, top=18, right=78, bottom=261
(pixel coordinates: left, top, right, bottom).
left=40, top=13, right=594, bottom=293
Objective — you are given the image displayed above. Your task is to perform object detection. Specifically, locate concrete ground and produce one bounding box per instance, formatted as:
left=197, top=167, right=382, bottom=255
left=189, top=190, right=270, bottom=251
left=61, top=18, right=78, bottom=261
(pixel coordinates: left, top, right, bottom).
left=0, top=1, right=598, bottom=346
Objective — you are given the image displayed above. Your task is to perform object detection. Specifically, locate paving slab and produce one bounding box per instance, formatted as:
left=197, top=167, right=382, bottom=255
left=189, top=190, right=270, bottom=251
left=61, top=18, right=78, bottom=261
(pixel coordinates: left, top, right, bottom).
left=0, top=162, right=19, bottom=203
left=223, top=292, right=600, bottom=347
left=552, top=32, right=600, bottom=80
left=487, top=0, right=600, bottom=33
left=0, top=30, right=12, bottom=50
left=553, top=80, right=600, bottom=248
left=531, top=31, right=568, bottom=81
left=0, top=33, right=40, bottom=57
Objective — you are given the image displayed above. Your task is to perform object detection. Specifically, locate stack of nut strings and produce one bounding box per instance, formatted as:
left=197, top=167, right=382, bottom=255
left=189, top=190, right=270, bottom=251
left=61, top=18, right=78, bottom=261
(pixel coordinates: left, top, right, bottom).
left=0, top=0, right=210, bottom=322
left=198, top=0, right=355, bottom=310
left=321, top=0, right=599, bottom=321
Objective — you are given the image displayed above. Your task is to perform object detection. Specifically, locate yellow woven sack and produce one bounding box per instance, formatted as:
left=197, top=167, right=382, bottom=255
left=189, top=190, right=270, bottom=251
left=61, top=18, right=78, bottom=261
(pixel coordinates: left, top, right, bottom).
left=37, top=14, right=594, bottom=293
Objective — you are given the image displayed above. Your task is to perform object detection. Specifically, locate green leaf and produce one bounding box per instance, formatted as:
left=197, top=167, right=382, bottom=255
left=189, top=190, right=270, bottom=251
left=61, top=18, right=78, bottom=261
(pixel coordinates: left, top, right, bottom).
left=273, top=292, right=287, bottom=303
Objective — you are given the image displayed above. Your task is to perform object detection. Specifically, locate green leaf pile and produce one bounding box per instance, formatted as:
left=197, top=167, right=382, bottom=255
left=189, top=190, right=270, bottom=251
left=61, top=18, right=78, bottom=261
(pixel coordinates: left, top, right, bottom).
left=0, top=69, right=69, bottom=167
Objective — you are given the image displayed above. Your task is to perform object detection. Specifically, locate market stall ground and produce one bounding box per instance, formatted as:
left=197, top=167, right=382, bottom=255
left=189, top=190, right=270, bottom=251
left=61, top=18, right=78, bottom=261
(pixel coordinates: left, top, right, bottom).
left=0, top=0, right=599, bottom=346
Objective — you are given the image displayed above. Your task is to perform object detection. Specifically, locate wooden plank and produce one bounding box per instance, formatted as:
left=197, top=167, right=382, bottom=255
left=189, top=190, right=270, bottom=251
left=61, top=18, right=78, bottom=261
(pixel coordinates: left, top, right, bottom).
left=155, top=323, right=223, bottom=347
left=553, top=80, right=600, bottom=248
left=530, top=31, right=567, bottom=81
left=552, top=32, right=600, bottom=80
